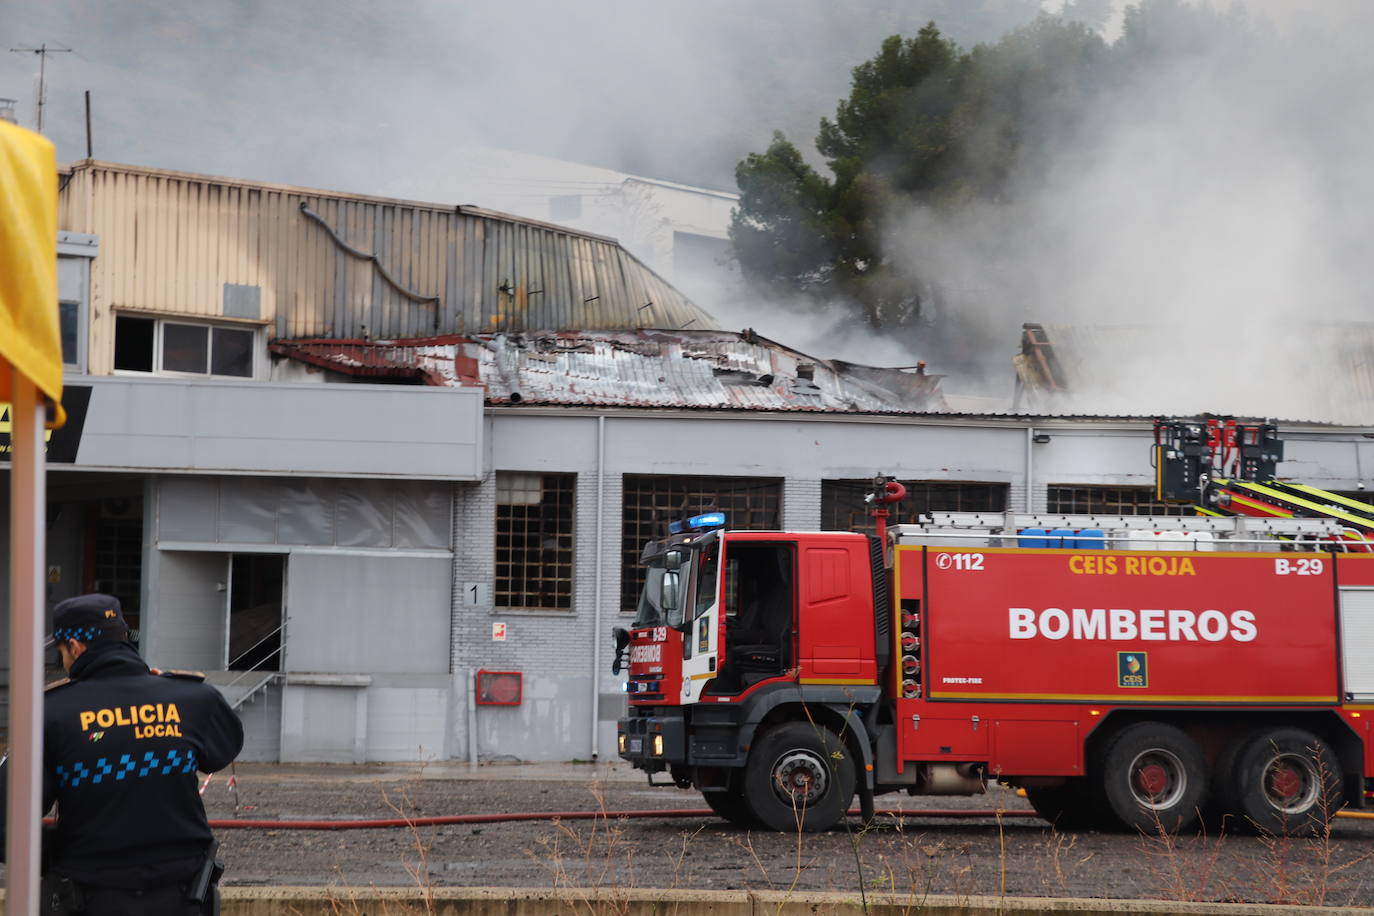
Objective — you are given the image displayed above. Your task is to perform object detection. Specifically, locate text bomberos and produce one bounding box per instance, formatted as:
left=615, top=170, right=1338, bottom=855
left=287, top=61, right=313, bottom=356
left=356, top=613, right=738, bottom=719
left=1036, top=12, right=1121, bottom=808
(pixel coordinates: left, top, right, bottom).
left=1008, top=607, right=1256, bottom=642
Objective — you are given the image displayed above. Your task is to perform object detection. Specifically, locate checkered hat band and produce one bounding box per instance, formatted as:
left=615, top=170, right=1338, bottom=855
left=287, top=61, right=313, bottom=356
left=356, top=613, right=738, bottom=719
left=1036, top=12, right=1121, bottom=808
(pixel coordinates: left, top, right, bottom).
left=52, top=627, right=106, bottom=642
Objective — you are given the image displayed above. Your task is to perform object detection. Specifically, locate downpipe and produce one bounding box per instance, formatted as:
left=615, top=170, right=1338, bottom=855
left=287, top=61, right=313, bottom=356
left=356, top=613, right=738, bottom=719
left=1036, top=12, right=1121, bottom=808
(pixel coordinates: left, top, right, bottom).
left=589, top=414, right=606, bottom=761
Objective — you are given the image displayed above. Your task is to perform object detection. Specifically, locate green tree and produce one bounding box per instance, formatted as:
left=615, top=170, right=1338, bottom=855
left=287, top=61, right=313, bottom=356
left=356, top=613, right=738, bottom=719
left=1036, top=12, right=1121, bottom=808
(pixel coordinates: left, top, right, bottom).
left=730, top=16, right=1107, bottom=331
left=731, top=25, right=965, bottom=329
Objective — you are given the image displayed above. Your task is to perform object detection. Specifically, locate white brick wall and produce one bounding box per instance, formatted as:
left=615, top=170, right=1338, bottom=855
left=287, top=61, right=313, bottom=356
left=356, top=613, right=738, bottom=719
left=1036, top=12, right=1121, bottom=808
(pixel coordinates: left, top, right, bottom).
left=450, top=476, right=495, bottom=674
left=451, top=472, right=614, bottom=675
left=783, top=477, right=822, bottom=530
left=449, top=469, right=626, bottom=760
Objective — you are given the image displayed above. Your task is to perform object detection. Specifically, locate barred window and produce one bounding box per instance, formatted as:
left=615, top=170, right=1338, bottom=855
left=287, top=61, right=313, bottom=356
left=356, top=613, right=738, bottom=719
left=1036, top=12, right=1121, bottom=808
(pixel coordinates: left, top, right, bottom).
left=495, top=472, right=575, bottom=610
left=1046, top=485, right=1193, bottom=516
left=821, top=480, right=1008, bottom=534
left=620, top=475, right=781, bottom=613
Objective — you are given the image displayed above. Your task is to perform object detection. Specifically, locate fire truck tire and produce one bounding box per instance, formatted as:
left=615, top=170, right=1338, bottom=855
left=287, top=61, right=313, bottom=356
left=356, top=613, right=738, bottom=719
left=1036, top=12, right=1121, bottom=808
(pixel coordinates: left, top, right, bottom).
left=1024, top=781, right=1100, bottom=830
left=701, top=774, right=760, bottom=828
left=743, top=721, right=855, bottom=832
left=1098, top=722, right=1206, bottom=833
left=1230, top=728, right=1342, bottom=835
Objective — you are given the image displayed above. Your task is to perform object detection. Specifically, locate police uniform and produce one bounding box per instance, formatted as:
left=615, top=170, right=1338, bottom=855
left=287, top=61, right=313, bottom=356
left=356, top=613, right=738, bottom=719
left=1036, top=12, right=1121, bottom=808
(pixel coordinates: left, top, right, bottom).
left=0, top=594, right=245, bottom=915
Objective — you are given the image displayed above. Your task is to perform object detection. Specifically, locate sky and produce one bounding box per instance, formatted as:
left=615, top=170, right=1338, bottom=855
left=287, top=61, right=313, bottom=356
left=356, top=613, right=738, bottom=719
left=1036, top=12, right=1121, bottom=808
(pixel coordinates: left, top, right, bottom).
left=1, top=0, right=1052, bottom=193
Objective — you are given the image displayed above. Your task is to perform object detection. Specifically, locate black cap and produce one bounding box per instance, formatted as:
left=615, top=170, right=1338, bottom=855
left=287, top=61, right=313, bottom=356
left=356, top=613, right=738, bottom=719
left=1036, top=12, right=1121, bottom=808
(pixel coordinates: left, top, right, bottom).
left=46, top=593, right=128, bottom=648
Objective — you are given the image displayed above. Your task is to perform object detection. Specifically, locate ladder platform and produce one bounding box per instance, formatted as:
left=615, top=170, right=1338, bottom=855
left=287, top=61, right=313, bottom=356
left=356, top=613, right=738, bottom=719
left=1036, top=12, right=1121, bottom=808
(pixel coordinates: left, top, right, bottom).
left=893, top=512, right=1343, bottom=541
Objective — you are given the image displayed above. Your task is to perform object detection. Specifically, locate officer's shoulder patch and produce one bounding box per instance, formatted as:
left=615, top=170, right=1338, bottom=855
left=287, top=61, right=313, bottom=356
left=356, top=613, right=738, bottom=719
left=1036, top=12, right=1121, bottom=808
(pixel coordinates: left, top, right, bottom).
left=160, top=669, right=206, bottom=682
left=44, top=677, right=71, bottom=692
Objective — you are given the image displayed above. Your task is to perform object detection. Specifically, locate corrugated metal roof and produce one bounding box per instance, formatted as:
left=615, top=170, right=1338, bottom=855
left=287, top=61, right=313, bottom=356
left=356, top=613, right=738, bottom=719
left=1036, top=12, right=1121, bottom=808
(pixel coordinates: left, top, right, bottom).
left=1008, top=322, right=1374, bottom=425
left=58, top=161, right=716, bottom=369
left=271, top=329, right=947, bottom=413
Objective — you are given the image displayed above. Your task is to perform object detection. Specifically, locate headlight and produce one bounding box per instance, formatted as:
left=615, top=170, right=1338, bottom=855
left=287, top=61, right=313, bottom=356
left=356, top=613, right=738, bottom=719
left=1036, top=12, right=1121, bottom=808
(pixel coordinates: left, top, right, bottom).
left=652, top=734, right=664, bottom=756
left=617, top=733, right=627, bottom=754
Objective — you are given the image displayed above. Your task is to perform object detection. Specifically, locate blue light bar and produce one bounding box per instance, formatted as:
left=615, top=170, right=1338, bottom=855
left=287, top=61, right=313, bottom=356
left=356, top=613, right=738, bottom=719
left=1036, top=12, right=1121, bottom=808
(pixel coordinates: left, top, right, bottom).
left=667, top=512, right=727, bottom=535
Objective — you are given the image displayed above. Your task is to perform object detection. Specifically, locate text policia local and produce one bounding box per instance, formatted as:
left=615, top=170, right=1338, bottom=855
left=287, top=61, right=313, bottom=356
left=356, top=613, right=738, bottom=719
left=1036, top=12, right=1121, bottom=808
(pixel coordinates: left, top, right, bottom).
left=1009, top=607, right=1257, bottom=642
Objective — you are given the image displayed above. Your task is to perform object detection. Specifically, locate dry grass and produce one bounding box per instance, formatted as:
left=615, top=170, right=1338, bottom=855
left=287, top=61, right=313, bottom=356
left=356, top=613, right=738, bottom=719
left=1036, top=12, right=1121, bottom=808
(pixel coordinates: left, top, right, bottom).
left=302, top=772, right=441, bottom=916
left=1134, top=743, right=1374, bottom=907
left=300, top=741, right=1372, bottom=913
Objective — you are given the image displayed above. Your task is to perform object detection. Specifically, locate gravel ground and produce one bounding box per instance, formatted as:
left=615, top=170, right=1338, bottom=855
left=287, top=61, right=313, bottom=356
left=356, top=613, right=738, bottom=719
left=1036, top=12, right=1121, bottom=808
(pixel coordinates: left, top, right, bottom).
left=189, top=761, right=1374, bottom=907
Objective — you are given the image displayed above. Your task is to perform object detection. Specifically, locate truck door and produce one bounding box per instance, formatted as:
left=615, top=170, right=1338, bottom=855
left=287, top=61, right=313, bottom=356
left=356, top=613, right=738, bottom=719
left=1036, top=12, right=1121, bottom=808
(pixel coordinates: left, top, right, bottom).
left=712, top=540, right=795, bottom=694
left=678, top=536, right=723, bottom=704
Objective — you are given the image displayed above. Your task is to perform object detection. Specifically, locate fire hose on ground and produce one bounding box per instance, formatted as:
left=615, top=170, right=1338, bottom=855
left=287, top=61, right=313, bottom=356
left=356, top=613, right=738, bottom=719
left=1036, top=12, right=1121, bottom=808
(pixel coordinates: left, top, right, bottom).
left=202, top=807, right=1040, bottom=830
left=191, top=775, right=1374, bottom=830
left=196, top=807, right=1374, bottom=830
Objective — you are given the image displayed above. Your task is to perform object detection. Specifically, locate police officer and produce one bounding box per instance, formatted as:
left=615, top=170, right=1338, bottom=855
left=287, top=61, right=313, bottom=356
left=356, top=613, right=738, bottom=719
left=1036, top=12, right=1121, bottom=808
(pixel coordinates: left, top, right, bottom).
left=0, top=593, right=244, bottom=914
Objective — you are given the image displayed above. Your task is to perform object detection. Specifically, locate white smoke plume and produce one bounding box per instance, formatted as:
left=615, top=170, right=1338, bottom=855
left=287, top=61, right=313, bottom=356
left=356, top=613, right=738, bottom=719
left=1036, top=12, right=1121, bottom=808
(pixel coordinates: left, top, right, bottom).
left=884, top=0, right=1374, bottom=420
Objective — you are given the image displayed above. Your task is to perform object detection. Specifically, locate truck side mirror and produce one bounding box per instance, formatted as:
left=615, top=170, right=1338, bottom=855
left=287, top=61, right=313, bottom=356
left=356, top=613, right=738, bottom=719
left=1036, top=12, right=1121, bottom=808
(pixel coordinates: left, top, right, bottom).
left=664, top=549, right=684, bottom=571
left=662, top=570, right=682, bottom=625
left=610, top=626, right=630, bottom=675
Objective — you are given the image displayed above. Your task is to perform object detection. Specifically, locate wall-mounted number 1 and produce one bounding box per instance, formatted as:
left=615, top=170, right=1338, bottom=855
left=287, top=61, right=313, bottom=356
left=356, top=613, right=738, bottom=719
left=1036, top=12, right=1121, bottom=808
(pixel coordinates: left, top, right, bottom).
left=464, top=582, right=491, bottom=606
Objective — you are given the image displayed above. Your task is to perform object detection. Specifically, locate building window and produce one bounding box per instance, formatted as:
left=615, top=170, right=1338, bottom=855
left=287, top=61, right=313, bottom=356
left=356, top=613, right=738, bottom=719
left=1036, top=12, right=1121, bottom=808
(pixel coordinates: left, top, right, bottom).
left=57, top=247, right=93, bottom=371
left=495, top=472, right=575, bottom=610
left=114, top=315, right=256, bottom=378
left=59, top=301, right=81, bottom=367
left=1047, top=485, right=1193, bottom=516
left=821, top=479, right=1008, bottom=534
left=620, top=475, right=782, bottom=613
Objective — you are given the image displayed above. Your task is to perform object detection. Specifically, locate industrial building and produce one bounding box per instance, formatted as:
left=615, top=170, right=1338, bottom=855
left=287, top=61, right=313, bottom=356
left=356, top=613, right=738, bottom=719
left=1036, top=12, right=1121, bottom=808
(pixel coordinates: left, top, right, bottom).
left=1, top=160, right=1370, bottom=764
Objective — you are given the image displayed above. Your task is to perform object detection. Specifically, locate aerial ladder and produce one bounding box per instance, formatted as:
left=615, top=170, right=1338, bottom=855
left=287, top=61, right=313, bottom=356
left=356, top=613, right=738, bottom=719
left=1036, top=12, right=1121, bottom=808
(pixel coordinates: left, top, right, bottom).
left=1153, top=416, right=1374, bottom=550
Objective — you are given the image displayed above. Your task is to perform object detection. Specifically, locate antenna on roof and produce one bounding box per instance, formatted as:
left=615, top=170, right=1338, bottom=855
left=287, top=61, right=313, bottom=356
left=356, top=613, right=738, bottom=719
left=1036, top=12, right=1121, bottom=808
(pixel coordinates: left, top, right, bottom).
left=8, top=43, right=72, bottom=133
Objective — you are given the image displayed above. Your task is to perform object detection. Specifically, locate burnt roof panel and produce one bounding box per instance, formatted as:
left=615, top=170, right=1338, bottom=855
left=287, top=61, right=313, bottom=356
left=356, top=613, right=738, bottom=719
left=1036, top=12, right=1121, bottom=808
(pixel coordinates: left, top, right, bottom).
left=271, top=329, right=947, bottom=413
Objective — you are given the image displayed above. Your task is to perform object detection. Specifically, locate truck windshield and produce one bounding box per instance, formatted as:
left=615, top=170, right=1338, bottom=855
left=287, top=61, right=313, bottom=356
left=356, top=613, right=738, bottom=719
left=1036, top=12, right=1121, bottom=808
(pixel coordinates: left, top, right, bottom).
left=634, top=537, right=714, bottom=629
left=634, top=563, right=670, bottom=627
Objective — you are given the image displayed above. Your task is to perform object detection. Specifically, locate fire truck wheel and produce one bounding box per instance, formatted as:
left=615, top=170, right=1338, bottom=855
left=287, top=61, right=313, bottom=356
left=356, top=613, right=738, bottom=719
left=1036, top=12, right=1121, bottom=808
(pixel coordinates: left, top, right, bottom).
left=701, top=774, right=760, bottom=828
left=744, top=721, right=855, bottom=832
left=1024, top=781, right=1099, bottom=830
left=1099, top=722, right=1206, bottom=833
left=1231, top=728, right=1341, bottom=835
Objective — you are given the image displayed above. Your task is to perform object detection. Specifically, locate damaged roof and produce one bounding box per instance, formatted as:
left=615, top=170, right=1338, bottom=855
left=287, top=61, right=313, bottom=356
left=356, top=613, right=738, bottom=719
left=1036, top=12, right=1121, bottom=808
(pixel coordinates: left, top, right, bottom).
left=270, top=329, right=946, bottom=413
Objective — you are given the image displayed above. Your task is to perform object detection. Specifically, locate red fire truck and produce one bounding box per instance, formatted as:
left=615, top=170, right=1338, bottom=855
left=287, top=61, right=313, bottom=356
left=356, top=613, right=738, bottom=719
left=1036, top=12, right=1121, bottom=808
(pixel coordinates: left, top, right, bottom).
left=612, top=480, right=1374, bottom=834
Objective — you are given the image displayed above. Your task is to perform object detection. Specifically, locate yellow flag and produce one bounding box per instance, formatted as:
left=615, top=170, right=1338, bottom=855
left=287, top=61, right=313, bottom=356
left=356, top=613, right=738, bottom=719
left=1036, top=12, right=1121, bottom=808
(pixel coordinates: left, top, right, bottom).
left=0, top=120, right=64, bottom=428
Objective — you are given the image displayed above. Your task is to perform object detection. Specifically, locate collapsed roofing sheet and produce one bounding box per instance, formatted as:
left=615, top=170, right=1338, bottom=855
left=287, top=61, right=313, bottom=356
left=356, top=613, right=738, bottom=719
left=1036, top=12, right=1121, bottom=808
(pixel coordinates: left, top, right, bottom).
left=270, top=329, right=946, bottom=413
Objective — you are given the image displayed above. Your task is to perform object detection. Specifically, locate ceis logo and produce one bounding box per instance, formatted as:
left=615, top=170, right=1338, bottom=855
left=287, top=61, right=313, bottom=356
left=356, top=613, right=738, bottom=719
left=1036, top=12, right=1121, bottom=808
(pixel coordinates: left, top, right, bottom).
left=1117, top=652, right=1148, bottom=688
